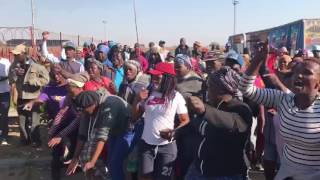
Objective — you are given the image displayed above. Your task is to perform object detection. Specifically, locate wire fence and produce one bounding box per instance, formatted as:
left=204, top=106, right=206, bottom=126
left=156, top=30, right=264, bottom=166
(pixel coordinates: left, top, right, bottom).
left=0, top=26, right=103, bottom=59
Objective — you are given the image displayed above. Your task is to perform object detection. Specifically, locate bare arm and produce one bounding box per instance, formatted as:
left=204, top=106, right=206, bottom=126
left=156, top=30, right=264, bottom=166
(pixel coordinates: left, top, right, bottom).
left=90, top=141, right=105, bottom=165
left=175, top=113, right=190, bottom=131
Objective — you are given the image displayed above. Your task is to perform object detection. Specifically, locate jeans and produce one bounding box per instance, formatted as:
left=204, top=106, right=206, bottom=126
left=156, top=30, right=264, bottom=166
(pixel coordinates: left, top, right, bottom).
left=185, top=163, right=246, bottom=180
left=0, top=92, right=10, bottom=140
left=17, top=98, right=41, bottom=144
left=107, top=131, right=135, bottom=180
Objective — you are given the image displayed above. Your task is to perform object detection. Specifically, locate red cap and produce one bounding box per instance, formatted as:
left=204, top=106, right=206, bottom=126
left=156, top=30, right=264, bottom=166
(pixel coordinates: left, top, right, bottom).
left=148, top=62, right=176, bottom=76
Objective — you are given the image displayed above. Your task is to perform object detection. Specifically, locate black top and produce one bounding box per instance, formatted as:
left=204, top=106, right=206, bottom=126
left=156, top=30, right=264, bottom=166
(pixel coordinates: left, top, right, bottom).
left=194, top=98, right=252, bottom=177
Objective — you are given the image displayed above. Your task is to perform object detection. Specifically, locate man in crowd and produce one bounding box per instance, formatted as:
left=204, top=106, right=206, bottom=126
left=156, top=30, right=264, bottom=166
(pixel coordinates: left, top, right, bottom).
left=159, top=40, right=169, bottom=62
left=174, top=54, right=204, bottom=180
left=312, top=45, right=320, bottom=58
left=175, top=38, right=191, bottom=57
left=0, top=56, right=11, bottom=145
left=9, top=44, right=50, bottom=147
left=60, top=42, right=85, bottom=74
left=67, top=89, right=131, bottom=180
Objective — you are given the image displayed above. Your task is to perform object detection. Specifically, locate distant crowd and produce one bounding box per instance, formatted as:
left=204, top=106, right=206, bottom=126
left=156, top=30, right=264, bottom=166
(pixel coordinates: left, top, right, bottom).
left=0, top=31, right=320, bottom=180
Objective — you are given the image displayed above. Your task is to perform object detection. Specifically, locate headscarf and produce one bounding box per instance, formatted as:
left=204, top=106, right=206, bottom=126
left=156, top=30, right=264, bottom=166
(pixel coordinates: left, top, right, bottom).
left=175, top=54, right=192, bottom=68
left=97, top=45, right=109, bottom=56
left=87, top=58, right=104, bottom=71
left=209, top=67, right=242, bottom=100
left=124, top=60, right=142, bottom=72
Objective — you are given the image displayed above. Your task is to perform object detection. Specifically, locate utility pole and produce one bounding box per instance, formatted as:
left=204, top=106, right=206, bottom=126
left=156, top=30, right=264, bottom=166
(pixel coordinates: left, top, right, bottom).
left=133, top=0, right=139, bottom=44
left=31, top=0, right=36, bottom=47
left=102, top=20, right=107, bottom=41
left=232, top=0, right=239, bottom=35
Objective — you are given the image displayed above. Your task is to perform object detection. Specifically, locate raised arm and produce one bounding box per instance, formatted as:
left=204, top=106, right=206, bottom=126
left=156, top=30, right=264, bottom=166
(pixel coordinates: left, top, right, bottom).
left=238, top=41, right=284, bottom=108
left=41, top=40, right=60, bottom=63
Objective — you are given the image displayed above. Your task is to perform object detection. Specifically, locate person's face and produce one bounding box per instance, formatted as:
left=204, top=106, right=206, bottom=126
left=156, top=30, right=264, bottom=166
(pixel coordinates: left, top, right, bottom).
left=113, top=53, right=123, bottom=67
left=180, top=39, right=186, bottom=46
left=42, top=33, right=49, bottom=40
left=84, top=104, right=97, bottom=115
left=125, top=66, right=138, bottom=81
left=65, top=47, right=75, bottom=59
left=97, top=51, right=106, bottom=61
left=75, top=51, right=82, bottom=59
left=207, top=81, right=227, bottom=105
left=90, top=44, right=96, bottom=51
left=174, top=63, right=190, bottom=78
left=88, top=63, right=101, bottom=78
left=118, top=45, right=123, bottom=52
left=278, top=57, right=291, bottom=72
left=205, top=61, right=222, bottom=73
left=14, top=53, right=26, bottom=63
left=54, top=72, right=64, bottom=84
left=151, top=74, right=163, bottom=90
left=193, top=44, right=200, bottom=50
left=135, top=48, right=141, bottom=56
left=149, top=43, right=155, bottom=49
left=313, top=50, right=320, bottom=58
left=225, top=59, right=241, bottom=74
left=159, top=43, right=165, bottom=48
left=67, top=85, right=83, bottom=97
left=291, top=61, right=320, bottom=96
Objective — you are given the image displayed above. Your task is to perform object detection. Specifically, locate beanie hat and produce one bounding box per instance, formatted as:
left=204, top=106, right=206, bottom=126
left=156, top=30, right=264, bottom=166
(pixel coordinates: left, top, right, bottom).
left=75, top=91, right=100, bottom=109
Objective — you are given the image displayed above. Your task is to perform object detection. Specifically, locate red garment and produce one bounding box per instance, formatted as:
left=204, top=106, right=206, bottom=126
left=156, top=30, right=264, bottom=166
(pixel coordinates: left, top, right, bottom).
left=191, top=58, right=203, bottom=76
left=254, top=76, right=265, bottom=88
left=266, top=54, right=277, bottom=74
left=138, top=55, right=149, bottom=72
left=84, top=77, right=115, bottom=94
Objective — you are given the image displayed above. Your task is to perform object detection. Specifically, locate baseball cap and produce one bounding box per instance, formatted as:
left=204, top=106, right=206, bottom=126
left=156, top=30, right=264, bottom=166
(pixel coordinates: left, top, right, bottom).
left=148, top=62, right=176, bottom=76
left=64, top=41, right=76, bottom=50
left=226, top=50, right=244, bottom=67
left=11, top=44, right=27, bottom=55
left=312, top=45, right=320, bottom=51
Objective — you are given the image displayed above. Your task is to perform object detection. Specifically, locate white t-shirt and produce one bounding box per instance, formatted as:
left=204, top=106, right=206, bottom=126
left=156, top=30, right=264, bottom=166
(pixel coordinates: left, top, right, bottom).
left=0, top=58, right=11, bottom=93
left=142, top=91, right=188, bottom=145
left=159, top=49, right=169, bottom=62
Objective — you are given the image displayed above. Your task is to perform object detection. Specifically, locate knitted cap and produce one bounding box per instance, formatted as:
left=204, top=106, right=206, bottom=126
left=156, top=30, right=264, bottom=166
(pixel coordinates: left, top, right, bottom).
left=75, top=91, right=100, bottom=109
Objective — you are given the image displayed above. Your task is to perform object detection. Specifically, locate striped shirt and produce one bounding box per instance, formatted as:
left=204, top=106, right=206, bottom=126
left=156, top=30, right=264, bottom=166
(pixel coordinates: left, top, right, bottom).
left=239, top=74, right=320, bottom=169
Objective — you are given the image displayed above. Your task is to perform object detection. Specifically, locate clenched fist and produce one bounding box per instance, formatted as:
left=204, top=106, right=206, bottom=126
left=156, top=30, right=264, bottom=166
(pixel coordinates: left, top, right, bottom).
left=188, top=96, right=205, bottom=115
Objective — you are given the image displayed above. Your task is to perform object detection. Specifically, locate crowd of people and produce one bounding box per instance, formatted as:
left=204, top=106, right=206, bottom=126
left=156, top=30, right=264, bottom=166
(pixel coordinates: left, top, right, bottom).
left=0, top=30, right=320, bottom=180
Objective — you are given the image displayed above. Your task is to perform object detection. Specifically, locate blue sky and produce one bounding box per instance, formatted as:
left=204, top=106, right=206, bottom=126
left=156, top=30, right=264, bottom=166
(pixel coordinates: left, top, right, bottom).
left=1, top=0, right=319, bottom=46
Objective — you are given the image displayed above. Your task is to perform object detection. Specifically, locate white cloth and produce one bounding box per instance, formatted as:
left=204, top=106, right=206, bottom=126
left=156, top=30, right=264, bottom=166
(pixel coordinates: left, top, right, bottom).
left=124, top=52, right=130, bottom=61
left=41, top=40, right=60, bottom=63
left=142, top=91, right=188, bottom=145
left=159, top=48, right=169, bottom=62
left=0, top=58, right=11, bottom=93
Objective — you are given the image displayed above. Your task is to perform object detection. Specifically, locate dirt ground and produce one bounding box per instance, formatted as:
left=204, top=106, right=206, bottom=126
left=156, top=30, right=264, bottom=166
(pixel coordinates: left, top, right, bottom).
left=0, top=118, right=265, bottom=180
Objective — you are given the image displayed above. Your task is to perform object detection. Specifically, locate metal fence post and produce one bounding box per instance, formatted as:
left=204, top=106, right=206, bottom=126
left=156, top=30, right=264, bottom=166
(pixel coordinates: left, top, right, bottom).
left=60, top=32, right=62, bottom=48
